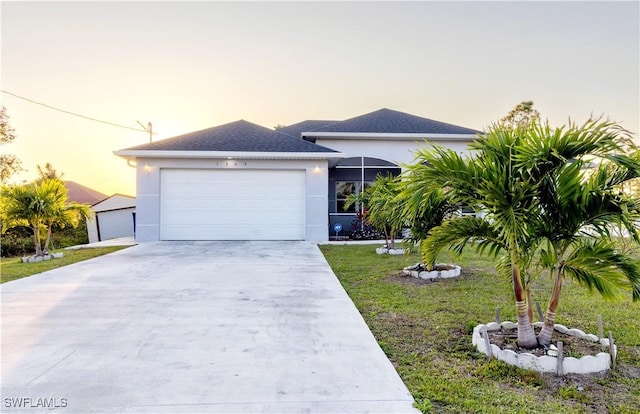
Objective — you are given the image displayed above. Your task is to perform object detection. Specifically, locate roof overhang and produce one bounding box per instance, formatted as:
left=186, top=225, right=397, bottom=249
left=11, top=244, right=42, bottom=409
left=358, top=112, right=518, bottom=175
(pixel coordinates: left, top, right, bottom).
left=302, top=132, right=478, bottom=141
left=114, top=150, right=346, bottom=161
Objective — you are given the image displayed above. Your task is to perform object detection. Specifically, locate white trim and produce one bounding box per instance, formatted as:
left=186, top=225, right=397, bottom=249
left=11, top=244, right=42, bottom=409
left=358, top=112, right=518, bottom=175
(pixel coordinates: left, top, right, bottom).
left=114, top=150, right=346, bottom=160
left=302, top=132, right=478, bottom=141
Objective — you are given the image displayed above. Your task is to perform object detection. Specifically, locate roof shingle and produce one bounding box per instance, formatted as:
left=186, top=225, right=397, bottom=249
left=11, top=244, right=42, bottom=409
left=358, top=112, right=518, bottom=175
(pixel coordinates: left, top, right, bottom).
left=305, top=108, right=480, bottom=135
left=120, top=120, right=339, bottom=153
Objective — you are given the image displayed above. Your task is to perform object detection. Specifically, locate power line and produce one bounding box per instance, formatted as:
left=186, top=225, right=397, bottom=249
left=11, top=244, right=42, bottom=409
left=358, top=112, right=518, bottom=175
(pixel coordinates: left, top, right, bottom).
left=1, top=89, right=149, bottom=134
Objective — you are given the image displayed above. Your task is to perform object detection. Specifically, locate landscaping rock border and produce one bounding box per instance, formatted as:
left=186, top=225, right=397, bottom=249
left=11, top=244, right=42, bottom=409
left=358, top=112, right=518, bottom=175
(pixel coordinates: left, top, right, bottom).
left=21, top=252, right=64, bottom=263
left=376, top=246, right=406, bottom=255
left=402, top=263, right=461, bottom=280
left=472, top=321, right=616, bottom=375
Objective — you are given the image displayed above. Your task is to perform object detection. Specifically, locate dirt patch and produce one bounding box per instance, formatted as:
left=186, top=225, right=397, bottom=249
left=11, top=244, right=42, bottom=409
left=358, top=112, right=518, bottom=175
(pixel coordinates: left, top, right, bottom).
left=487, top=327, right=607, bottom=358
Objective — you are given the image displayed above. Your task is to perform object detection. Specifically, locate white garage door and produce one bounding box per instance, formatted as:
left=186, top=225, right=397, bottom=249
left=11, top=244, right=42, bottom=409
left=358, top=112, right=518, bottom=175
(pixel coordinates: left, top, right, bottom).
left=160, top=169, right=305, bottom=240
left=97, top=208, right=135, bottom=241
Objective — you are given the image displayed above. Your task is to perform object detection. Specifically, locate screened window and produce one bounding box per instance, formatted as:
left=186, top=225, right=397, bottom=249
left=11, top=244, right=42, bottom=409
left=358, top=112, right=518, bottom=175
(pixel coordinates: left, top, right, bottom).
left=336, top=181, right=372, bottom=213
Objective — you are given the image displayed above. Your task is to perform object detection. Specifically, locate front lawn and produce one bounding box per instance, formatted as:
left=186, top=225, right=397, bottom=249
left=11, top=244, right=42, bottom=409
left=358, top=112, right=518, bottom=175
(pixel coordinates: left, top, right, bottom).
left=319, top=244, right=640, bottom=413
left=1, top=246, right=130, bottom=283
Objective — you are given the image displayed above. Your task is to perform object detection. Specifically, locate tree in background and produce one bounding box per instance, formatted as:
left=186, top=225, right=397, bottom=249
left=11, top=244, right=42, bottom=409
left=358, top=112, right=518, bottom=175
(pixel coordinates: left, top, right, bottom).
left=0, top=106, right=23, bottom=183
left=499, top=100, right=540, bottom=130
left=36, top=162, right=64, bottom=181
left=0, top=178, right=93, bottom=257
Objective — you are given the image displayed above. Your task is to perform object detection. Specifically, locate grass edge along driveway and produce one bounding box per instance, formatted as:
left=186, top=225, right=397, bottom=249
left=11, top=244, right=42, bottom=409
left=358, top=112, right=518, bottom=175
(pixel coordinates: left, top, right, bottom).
left=1, top=246, right=130, bottom=283
left=319, top=244, right=640, bottom=414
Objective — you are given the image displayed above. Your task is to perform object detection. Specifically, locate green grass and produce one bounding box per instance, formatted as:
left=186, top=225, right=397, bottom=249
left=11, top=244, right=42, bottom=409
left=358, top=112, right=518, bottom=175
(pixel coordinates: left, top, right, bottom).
left=319, top=244, right=640, bottom=414
left=1, top=246, right=130, bottom=283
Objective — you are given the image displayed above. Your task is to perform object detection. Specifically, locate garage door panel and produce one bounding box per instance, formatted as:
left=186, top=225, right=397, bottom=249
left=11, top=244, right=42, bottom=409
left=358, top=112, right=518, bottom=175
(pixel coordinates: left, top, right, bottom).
left=160, top=169, right=305, bottom=240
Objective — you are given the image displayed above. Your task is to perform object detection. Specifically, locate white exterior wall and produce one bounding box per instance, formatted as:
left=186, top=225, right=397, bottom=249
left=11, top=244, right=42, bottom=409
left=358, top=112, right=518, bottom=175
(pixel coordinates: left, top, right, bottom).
left=314, top=139, right=473, bottom=166
left=87, top=218, right=99, bottom=243
left=134, top=158, right=329, bottom=242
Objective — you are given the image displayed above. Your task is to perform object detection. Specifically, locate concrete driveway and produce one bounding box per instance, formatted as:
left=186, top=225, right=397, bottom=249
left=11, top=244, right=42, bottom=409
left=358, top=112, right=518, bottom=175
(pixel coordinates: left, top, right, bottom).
left=1, top=241, right=417, bottom=413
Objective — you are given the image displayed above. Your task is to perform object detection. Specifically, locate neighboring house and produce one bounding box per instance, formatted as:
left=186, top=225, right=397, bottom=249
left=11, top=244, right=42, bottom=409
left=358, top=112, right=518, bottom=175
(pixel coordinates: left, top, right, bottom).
left=64, top=181, right=107, bottom=205
left=114, top=108, right=480, bottom=242
left=86, top=194, right=136, bottom=243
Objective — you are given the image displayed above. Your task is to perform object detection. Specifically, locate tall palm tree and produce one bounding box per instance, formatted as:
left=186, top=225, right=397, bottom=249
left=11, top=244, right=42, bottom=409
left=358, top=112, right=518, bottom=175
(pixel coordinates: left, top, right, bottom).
left=404, top=126, right=542, bottom=348
left=403, top=119, right=640, bottom=349
left=518, top=120, right=640, bottom=345
left=0, top=178, right=93, bottom=256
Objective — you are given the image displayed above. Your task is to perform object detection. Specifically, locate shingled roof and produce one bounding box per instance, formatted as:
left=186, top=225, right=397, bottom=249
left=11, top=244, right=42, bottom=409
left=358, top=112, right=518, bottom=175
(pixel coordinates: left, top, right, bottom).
left=304, top=108, right=480, bottom=135
left=119, top=120, right=339, bottom=153
left=276, top=120, right=337, bottom=138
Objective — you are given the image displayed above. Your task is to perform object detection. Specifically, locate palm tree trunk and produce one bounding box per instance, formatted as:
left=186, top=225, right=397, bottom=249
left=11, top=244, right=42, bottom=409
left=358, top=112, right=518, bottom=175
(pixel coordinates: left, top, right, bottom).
left=525, top=281, right=534, bottom=323
left=383, top=227, right=390, bottom=249
left=512, top=252, right=538, bottom=348
left=32, top=225, right=43, bottom=257
left=43, top=225, right=53, bottom=255
left=538, top=264, right=564, bottom=346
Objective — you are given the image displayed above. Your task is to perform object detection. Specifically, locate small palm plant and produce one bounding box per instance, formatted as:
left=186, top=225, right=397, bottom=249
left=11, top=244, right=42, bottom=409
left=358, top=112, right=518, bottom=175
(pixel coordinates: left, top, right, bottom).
left=1, top=178, right=93, bottom=257
left=344, top=174, right=404, bottom=249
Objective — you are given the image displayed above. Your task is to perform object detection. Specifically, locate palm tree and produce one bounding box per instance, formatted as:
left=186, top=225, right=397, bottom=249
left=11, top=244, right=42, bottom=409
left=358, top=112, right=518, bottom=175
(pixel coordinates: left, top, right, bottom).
left=403, top=118, right=640, bottom=349
left=518, top=120, right=640, bottom=345
left=344, top=174, right=405, bottom=249
left=0, top=178, right=93, bottom=257
left=404, top=126, right=542, bottom=348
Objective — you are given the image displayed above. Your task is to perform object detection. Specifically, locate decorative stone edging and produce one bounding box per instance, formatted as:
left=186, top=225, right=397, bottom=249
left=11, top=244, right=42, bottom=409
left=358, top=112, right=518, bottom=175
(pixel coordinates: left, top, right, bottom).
left=21, top=252, right=64, bottom=263
left=376, top=246, right=406, bottom=255
left=402, top=263, right=461, bottom=280
left=472, top=321, right=616, bottom=375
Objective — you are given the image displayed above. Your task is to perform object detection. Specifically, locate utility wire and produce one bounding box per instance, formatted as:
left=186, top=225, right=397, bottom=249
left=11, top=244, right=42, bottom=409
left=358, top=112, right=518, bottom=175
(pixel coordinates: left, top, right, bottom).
left=1, top=89, right=149, bottom=133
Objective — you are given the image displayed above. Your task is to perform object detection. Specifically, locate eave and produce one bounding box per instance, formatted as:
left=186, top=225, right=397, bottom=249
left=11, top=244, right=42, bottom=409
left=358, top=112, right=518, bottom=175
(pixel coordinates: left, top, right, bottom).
left=301, top=132, right=478, bottom=141
left=113, top=150, right=346, bottom=161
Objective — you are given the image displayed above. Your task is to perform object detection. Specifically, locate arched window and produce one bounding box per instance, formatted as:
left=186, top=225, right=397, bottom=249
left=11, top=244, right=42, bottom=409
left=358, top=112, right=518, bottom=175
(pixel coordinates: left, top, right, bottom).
left=329, top=157, right=401, bottom=214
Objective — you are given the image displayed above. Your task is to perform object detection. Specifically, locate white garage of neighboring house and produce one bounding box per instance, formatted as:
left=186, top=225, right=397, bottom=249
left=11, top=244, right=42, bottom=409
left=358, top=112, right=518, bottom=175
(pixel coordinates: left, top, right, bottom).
left=114, top=108, right=480, bottom=242
left=86, top=194, right=136, bottom=243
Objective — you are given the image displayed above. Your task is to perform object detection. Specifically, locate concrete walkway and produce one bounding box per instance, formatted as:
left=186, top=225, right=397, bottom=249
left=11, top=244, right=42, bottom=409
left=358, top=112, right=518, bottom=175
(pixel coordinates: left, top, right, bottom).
left=1, top=241, right=417, bottom=413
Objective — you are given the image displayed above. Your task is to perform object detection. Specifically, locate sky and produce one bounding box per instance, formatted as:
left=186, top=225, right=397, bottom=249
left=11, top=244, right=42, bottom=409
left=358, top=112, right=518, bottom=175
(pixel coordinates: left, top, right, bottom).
left=1, top=1, right=638, bottom=197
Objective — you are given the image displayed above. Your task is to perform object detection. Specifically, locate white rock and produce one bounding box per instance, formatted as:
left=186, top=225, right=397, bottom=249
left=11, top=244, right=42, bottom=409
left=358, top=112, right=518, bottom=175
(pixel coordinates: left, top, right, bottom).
left=583, top=334, right=599, bottom=343
left=564, top=354, right=610, bottom=375
left=600, top=338, right=610, bottom=347
left=516, top=353, right=538, bottom=370
left=566, top=328, right=586, bottom=338
left=485, top=322, right=501, bottom=332
left=501, top=321, right=517, bottom=330
left=554, top=324, right=569, bottom=334
left=536, top=356, right=558, bottom=373
left=51, top=252, right=64, bottom=259
left=497, top=349, right=519, bottom=366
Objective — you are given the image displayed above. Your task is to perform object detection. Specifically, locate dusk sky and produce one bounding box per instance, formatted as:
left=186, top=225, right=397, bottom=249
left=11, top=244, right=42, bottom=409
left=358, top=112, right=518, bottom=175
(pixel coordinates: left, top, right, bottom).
left=1, top=1, right=638, bottom=196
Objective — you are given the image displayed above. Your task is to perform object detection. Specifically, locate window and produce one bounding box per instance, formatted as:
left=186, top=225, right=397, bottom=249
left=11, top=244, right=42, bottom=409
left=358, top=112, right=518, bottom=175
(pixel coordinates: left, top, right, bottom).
left=335, top=181, right=372, bottom=213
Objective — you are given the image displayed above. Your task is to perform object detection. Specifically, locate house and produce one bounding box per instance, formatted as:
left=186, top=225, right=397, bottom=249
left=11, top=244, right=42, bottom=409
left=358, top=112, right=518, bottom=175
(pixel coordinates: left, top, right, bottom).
left=64, top=181, right=107, bottom=205
left=114, top=108, right=480, bottom=242
left=86, top=194, right=136, bottom=243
